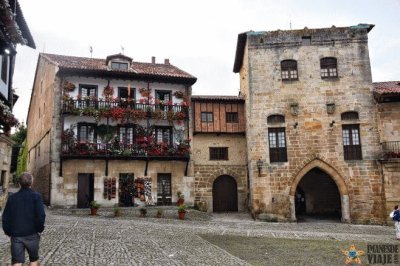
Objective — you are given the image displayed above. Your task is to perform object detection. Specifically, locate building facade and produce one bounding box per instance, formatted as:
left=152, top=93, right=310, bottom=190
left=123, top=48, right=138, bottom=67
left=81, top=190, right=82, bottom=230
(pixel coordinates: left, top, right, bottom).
left=233, top=24, right=388, bottom=224
left=27, top=53, right=196, bottom=208
left=0, top=0, right=35, bottom=208
left=191, top=96, right=247, bottom=212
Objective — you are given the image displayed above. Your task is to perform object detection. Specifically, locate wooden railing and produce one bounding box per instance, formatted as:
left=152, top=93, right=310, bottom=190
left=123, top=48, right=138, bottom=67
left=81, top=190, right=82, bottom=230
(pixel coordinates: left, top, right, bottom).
left=382, top=141, right=400, bottom=159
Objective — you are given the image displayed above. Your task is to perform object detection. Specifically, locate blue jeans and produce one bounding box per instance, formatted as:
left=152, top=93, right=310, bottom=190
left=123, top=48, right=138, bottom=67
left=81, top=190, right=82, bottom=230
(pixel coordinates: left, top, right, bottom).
left=11, top=233, right=40, bottom=264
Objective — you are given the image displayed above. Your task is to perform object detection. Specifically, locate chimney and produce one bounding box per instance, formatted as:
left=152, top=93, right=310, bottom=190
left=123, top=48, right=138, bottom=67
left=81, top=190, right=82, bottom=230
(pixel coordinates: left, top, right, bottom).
left=164, top=58, right=170, bottom=65
left=151, top=56, right=156, bottom=64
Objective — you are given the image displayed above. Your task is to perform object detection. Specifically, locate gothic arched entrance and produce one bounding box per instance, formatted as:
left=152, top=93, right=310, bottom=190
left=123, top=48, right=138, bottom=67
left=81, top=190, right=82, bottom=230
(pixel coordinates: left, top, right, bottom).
left=212, top=175, right=238, bottom=212
left=295, top=168, right=341, bottom=221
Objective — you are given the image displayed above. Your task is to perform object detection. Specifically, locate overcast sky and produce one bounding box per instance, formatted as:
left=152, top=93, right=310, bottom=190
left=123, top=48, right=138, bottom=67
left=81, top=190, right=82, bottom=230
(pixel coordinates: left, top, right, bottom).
left=12, top=0, right=400, bottom=124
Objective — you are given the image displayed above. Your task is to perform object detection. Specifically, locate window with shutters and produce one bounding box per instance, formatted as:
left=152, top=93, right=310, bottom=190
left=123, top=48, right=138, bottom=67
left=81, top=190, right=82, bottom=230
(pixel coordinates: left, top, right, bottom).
left=342, top=124, right=362, bottom=160
left=281, top=60, right=298, bottom=81
left=268, top=127, right=288, bottom=163
left=320, top=57, right=338, bottom=78
left=209, top=147, right=228, bottom=160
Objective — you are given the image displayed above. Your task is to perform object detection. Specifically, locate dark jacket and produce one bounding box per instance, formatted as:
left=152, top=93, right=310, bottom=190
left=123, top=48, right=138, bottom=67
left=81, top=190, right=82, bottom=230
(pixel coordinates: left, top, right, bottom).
left=2, top=188, right=46, bottom=237
left=393, top=210, right=400, bottom=222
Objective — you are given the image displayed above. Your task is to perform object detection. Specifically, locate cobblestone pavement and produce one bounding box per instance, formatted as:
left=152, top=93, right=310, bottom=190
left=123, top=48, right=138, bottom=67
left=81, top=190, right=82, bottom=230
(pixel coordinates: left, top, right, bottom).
left=0, top=210, right=398, bottom=265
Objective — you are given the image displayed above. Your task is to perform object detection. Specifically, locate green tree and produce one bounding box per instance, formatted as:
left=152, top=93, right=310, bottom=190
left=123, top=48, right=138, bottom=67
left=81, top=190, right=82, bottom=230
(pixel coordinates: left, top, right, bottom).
left=11, top=123, right=27, bottom=145
left=16, top=139, right=28, bottom=179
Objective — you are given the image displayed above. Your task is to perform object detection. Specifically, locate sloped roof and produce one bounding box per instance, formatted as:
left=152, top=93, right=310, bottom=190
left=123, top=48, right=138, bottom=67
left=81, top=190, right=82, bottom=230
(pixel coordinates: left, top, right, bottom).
left=41, top=53, right=197, bottom=84
left=373, top=81, right=400, bottom=102
left=191, top=95, right=245, bottom=102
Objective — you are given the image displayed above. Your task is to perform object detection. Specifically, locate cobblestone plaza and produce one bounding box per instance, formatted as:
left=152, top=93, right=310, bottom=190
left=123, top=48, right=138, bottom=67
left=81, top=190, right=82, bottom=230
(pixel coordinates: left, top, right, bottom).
left=0, top=209, right=398, bottom=265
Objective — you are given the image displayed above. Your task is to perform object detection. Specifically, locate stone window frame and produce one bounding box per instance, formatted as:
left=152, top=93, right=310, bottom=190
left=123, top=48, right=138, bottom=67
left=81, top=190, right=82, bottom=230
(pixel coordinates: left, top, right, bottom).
left=281, top=60, right=298, bottom=81
left=341, top=111, right=359, bottom=120
left=320, top=57, right=338, bottom=79
left=209, top=147, right=228, bottom=161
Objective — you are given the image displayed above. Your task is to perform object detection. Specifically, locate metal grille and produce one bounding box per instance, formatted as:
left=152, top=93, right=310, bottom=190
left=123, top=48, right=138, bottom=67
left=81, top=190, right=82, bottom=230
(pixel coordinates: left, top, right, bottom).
left=320, top=57, right=338, bottom=78
left=281, top=60, right=298, bottom=81
left=210, top=147, right=228, bottom=160
left=226, top=112, right=238, bottom=123
left=341, top=111, right=359, bottom=120
left=267, top=114, right=285, bottom=124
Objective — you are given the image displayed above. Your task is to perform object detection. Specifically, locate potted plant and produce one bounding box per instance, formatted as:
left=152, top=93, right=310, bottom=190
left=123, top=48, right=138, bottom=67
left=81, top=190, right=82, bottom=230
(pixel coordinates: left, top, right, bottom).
left=89, top=200, right=100, bottom=215
left=178, top=204, right=187, bottom=220
left=139, top=207, right=147, bottom=217
left=114, top=207, right=122, bottom=217
left=156, top=208, right=163, bottom=218
left=177, top=191, right=185, bottom=206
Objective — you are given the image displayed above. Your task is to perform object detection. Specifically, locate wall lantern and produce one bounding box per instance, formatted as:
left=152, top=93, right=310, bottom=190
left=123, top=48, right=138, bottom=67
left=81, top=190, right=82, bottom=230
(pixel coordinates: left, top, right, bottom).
left=256, top=159, right=264, bottom=176
left=326, top=102, right=335, bottom=114
left=330, top=120, right=335, bottom=127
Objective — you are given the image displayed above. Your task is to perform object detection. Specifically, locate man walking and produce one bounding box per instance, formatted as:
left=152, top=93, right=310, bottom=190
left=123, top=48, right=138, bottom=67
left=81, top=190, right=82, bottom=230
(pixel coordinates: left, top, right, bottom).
left=2, top=172, right=46, bottom=266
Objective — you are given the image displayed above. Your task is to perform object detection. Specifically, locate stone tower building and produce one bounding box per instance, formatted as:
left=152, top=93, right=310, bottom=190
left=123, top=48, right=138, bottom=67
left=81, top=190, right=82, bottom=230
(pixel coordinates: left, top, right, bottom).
left=233, top=24, right=385, bottom=223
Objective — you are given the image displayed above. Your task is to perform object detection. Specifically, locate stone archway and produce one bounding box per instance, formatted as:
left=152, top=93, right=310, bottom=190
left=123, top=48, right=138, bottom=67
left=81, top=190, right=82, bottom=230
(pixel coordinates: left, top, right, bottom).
left=289, top=159, right=350, bottom=222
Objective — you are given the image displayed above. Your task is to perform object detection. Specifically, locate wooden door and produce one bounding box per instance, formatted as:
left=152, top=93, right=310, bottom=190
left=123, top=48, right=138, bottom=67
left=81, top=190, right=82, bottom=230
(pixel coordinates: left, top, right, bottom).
left=77, top=173, right=94, bottom=208
left=157, top=173, right=172, bottom=205
left=213, top=175, right=238, bottom=212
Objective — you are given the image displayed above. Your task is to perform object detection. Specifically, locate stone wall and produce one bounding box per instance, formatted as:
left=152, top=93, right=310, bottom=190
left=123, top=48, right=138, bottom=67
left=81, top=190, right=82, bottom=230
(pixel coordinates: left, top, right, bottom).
left=0, top=135, right=13, bottom=209
left=55, top=159, right=192, bottom=207
left=27, top=56, right=58, bottom=205
left=239, top=27, right=385, bottom=223
left=192, top=134, right=248, bottom=212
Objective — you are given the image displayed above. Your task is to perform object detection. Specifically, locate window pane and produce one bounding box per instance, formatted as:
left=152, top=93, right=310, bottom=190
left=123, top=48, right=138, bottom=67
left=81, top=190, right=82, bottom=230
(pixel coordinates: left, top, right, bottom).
left=207, top=113, right=213, bottom=122
left=269, top=132, right=277, bottom=148
left=342, top=129, right=350, bottom=145
left=352, top=129, right=360, bottom=145
left=201, top=113, right=207, bottom=122
left=278, top=132, right=286, bottom=147
left=282, top=71, right=289, bottom=79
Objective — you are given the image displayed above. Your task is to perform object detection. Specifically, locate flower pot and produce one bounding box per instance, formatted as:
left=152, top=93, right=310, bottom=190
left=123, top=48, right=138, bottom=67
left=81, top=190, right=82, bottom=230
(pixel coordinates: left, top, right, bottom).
left=178, top=211, right=186, bottom=220
left=90, top=208, right=98, bottom=216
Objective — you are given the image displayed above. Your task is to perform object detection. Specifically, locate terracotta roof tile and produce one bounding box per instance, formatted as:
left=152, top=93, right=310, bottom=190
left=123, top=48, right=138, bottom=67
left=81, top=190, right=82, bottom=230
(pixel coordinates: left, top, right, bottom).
left=41, top=53, right=196, bottom=81
left=373, top=81, right=400, bottom=95
left=191, top=95, right=245, bottom=101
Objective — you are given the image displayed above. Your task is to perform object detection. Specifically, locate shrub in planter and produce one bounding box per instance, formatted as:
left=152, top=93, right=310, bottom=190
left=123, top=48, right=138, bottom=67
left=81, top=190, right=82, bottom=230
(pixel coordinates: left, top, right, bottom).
left=178, top=204, right=187, bottom=220
left=89, top=200, right=100, bottom=215
left=156, top=208, right=163, bottom=218
left=139, top=207, right=147, bottom=217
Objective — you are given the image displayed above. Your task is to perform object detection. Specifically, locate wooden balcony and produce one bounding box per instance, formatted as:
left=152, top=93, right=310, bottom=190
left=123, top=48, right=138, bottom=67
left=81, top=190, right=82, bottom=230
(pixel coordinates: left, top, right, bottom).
left=382, top=141, right=400, bottom=159
left=61, top=141, right=190, bottom=161
left=62, top=99, right=189, bottom=122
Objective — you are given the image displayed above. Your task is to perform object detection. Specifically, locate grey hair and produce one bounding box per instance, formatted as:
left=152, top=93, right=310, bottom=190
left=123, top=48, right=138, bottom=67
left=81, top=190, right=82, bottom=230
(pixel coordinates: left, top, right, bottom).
left=19, top=172, right=33, bottom=188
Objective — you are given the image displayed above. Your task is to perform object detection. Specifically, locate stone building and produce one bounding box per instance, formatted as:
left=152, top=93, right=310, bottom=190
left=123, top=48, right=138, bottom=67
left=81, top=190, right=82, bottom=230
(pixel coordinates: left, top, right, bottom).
left=0, top=0, right=35, bottom=208
left=191, top=96, right=247, bottom=212
left=233, top=24, right=387, bottom=224
left=373, top=81, right=400, bottom=222
left=26, top=53, right=196, bottom=208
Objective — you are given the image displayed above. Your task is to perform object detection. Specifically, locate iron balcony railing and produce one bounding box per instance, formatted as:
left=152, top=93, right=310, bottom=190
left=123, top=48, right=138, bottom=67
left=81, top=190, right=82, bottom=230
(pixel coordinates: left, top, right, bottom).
left=62, top=141, right=190, bottom=160
left=62, top=99, right=189, bottom=121
left=382, top=141, right=400, bottom=159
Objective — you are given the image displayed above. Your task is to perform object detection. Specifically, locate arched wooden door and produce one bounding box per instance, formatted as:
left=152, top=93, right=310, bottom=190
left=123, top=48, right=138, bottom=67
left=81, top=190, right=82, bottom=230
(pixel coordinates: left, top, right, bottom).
left=212, top=175, right=238, bottom=212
